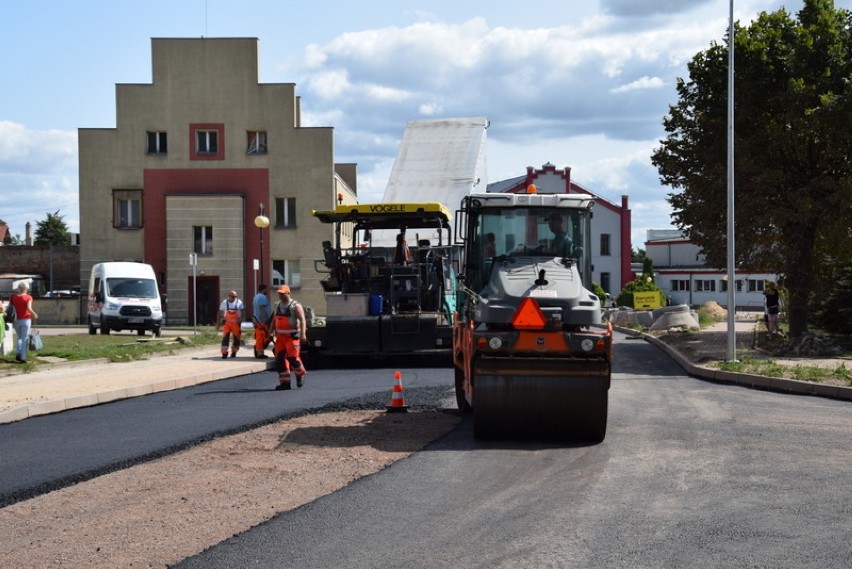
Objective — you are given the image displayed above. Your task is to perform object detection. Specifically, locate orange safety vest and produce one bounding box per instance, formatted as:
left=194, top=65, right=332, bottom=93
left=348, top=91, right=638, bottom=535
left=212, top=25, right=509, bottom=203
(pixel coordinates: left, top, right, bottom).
left=224, top=301, right=241, bottom=322
left=274, top=300, right=300, bottom=334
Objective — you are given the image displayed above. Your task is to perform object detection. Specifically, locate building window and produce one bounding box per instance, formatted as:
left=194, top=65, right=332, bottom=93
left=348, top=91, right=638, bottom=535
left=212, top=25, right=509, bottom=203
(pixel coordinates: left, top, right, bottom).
left=720, top=279, right=744, bottom=292
left=247, top=131, right=267, bottom=154
left=275, top=197, right=297, bottom=228
left=600, top=272, right=611, bottom=295
left=747, top=279, right=765, bottom=292
left=695, top=279, right=716, bottom=292
left=194, top=226, right=213, bottom=256
left=273, top=259, right=301, bottom=289
left=113, top=190, right=142, bottom=229
left=196, top=130, right=218, bottom=154
left=600, top=233, right=611, bottom=256
left=671, top=279, right=690, bottom=292
left=190, top=123, right=224, bottom=160
left=147, top=131, right=168, bottom=154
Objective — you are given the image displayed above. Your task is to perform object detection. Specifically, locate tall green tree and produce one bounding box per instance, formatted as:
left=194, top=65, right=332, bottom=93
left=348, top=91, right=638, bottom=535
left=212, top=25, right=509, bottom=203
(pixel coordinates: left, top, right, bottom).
left=652, top=0, right=852, bottom=338
left=34, top=211, right=71, bottom=246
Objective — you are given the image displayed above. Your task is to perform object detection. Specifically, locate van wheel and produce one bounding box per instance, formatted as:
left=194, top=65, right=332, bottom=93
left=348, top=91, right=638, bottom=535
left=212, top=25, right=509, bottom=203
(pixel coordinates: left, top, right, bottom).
left=88, top=318, right=97, bottom=335
left=153, top=327, right=162, bottom=338
left=100, top=324, right=110, bottom=335
left=137, top=329, right=146, bottom=336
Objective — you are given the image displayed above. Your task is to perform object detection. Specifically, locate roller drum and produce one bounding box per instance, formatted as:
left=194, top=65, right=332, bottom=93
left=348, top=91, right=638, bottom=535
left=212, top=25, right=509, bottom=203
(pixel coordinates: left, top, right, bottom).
left=473, top=356, right=609, bottom=442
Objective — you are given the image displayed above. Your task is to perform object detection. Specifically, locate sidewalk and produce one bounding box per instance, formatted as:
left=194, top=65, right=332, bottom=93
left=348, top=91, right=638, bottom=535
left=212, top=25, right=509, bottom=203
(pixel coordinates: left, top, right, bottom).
left=638, top=320, right=852, bottom=402
left=0, top=346, right=275, bottom=424
left=1, top=322, right=849, bottom=425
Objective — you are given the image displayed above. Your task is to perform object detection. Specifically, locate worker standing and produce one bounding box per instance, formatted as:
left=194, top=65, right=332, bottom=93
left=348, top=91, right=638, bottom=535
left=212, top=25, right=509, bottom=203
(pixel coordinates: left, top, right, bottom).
left=270, top=284, right=307, bottom=390
left=216, top=290, right=244, bottom=359
left=252, top=283, right=272, bottom=358
left=393, top=232, right=412, bottom=265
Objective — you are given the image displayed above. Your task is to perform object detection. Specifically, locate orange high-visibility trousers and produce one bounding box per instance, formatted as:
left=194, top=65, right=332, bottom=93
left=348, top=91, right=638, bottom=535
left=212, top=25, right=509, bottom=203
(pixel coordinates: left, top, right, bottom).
left=220, top=320, right=241, bottom=356
left=254, top=322, right=271, bottom=357
left=273, top=333, right=305, bottom=381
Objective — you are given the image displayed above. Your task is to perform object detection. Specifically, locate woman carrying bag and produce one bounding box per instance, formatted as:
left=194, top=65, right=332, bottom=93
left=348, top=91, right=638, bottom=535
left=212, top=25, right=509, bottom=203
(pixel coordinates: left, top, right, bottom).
left=10, top=282, right=38, bottom=363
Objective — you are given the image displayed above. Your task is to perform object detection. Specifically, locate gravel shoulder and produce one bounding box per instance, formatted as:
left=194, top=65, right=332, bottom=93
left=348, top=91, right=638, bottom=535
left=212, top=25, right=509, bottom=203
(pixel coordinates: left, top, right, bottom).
left=1, top=409, right=461, bottom=568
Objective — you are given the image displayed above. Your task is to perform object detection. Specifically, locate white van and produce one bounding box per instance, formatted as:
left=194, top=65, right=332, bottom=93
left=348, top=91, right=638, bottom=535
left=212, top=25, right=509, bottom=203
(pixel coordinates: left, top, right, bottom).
left=88, top=262, right=163, bottom=336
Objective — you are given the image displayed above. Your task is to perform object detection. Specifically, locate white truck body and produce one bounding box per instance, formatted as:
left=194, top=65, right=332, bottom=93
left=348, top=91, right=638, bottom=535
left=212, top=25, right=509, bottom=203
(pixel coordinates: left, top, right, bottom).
left=87, top=262, right=163, bottom=336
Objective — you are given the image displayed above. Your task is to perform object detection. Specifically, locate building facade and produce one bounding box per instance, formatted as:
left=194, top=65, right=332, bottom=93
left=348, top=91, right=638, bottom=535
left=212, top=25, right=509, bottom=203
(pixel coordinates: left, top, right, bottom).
left=645, top=229, right=777, bottom=310
left=488, top=163, right=633, bottom=297
left=78, top=38, right=355, bottom=325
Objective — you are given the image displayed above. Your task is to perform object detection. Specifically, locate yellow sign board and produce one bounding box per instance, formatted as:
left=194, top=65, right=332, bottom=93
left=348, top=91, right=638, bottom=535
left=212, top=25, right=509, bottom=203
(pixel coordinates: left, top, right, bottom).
left=633, top=291, right=661, bottom=309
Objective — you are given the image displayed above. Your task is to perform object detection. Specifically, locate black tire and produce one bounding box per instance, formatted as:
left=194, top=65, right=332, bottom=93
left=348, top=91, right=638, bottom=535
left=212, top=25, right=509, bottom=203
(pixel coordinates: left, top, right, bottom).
left=153, top=327, right=161, bottom=338
left=137, top=329, right=146, bottom=336
left=88, top=318, right=97, bottom=335
left=454, top=364, right=472, bottom=414
left=100, top=323, right=110, bottom=335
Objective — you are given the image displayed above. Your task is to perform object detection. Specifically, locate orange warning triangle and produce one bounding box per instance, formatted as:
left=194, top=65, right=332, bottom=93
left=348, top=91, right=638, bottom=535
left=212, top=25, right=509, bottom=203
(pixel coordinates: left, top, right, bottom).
left=512, top=297, right=547, bottom=329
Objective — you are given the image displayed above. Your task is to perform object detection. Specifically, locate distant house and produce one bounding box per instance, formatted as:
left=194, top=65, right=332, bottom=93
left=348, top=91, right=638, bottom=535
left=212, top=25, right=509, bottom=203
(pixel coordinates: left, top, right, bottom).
left=77, top=38, right=356, bottom=325
left=488, top=163, right=633, bottom=298
left=645, top=229, right=777, bottom=310
left=0, top=223, right=8, bottom=245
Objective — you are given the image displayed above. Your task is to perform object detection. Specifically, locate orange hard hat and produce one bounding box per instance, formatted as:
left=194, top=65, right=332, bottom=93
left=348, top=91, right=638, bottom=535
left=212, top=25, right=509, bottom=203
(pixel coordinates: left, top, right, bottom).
left=277, top=285, right=291, bottom=294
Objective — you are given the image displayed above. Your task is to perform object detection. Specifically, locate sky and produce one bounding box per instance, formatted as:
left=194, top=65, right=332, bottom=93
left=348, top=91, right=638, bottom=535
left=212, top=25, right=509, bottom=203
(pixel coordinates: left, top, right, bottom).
left=2, top=0, right=847, bottom=250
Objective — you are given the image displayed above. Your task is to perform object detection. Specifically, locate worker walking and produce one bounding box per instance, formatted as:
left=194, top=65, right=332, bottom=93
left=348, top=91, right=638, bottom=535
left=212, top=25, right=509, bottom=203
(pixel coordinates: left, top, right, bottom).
left=216, top=290, right=245, bottom=359
left=270, top=284, right=307, bottom=390
left=252, top=283, right=272, bottom=358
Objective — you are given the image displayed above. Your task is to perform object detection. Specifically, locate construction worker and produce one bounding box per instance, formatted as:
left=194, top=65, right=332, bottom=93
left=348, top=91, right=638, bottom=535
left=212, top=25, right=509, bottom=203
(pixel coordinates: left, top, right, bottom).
left=252, top=283, right=272, bottom=358
left=216, top=290, right=244, bottom=359
left=393, top=232, right=411, bottom=265
left=270, top=284, right=307, bottom=390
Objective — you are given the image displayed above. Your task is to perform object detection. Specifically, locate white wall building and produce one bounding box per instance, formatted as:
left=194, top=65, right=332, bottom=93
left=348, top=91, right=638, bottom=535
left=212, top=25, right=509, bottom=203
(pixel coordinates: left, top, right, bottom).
left=645, top=229, right=777, bottom=310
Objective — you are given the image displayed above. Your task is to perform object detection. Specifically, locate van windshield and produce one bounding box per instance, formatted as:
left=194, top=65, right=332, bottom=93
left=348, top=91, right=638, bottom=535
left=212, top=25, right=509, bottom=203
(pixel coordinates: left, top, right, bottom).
left=106, top=278, right=158, bottom=299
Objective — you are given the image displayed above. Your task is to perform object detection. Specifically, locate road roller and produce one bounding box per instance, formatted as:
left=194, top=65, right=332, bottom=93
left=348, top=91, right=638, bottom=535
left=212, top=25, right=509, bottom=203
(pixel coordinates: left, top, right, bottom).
left=452, top=187, right=613, bottom=441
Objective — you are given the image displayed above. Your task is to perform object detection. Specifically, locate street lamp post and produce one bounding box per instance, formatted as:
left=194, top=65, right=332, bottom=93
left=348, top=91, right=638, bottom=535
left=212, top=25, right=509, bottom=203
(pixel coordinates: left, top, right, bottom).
left=46, top=229, right=55, bottom=294
left=726, top=0, right=737, bottom=362
left=254, top=203, right=270, bottom=286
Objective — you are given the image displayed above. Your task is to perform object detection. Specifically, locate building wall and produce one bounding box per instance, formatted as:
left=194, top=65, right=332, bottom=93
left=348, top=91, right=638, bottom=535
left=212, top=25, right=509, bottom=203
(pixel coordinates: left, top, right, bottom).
left=646, top=238, right=706, bottom=267
left=655, top=270, right=777, bottom=310
left=0, top=246, right=80, bottom=293
left=646, top=230, right=777, bottom=310
left=78, top=38, right=344, bottom=325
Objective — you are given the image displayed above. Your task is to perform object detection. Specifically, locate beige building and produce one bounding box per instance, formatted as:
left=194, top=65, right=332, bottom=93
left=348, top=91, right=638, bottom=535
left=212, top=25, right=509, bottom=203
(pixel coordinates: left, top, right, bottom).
left=78, top=38, right=356, bottom=325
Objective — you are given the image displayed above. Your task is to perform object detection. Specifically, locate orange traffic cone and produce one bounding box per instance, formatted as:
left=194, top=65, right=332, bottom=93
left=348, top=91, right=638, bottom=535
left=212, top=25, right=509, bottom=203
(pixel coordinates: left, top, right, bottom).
left=386, top=371, right=408, bottom=413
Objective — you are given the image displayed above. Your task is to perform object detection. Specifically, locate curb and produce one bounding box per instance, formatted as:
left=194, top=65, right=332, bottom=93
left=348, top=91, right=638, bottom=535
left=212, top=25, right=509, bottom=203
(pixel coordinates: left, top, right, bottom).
left=0, top=359, right=276, bottom=425
left=629, top=328, right=852, bottom=402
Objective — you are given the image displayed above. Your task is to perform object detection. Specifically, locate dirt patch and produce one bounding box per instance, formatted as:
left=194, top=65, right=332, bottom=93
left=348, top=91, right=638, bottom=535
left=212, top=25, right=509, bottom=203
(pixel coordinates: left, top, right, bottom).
left=698, top=301, right=727, bottom=321
left=0, top=410, right=460, bottom=568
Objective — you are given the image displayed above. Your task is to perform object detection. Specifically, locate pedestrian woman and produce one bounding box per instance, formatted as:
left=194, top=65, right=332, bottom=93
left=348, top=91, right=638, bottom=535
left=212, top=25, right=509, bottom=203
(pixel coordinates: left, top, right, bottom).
left=764, top=281, right=781, bottom=335
left=10, top=282, right=38, bottom=363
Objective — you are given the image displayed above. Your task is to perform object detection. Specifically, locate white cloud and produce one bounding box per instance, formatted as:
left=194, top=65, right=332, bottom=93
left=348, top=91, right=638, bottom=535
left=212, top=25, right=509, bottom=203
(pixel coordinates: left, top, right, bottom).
left=610, top=76, right=665, bottom=94
left=306, top=69, right=351, bottom=100
left=0, top=121, right=79, bottom=235
left=418, top=102, right=445, bottom=116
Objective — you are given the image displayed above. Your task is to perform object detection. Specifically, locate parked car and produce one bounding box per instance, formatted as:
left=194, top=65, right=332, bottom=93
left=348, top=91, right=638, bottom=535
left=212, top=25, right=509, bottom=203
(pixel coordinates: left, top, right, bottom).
left=43, top=290, right=80, bottom=298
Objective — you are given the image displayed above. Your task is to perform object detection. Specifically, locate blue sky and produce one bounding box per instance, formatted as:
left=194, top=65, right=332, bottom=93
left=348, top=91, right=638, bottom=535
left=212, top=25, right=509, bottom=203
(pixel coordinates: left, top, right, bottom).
left=2, top=0, right=844, bottom=249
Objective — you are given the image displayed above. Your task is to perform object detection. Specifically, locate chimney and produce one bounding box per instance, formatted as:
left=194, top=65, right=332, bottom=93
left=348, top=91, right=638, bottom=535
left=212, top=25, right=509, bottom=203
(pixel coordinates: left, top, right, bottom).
left=25, top=222, right=32, bottom=246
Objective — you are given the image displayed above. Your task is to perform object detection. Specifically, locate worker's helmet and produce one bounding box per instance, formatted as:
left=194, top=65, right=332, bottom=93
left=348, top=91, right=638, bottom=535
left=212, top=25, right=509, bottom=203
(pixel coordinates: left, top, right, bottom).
left=277, top=285, right=291, bottom=294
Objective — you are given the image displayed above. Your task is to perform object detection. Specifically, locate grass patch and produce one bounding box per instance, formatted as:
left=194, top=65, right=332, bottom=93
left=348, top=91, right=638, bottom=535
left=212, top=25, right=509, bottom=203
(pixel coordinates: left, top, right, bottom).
left=0, top=329, right=221, bottom=370
left=719, top=356, right=852, bottom=385
left=696, top=309, right=718, bottom=328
